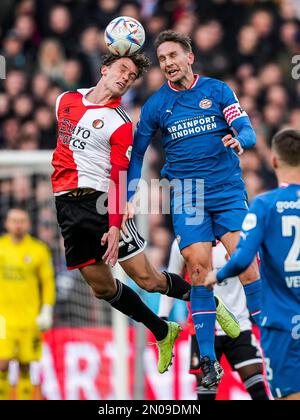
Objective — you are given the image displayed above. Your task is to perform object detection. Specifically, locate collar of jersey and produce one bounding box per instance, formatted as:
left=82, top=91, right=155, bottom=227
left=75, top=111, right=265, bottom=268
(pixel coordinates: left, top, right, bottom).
left=280, top=182, right=300, bottom=188
left=78, top=87, right=121, bottom=108
left=167, top=74, right=199, bottom=92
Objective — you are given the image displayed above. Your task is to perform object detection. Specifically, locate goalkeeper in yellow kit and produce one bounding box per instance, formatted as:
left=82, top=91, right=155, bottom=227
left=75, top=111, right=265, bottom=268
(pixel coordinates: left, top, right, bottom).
left=0, top=208, right=55, bottom=400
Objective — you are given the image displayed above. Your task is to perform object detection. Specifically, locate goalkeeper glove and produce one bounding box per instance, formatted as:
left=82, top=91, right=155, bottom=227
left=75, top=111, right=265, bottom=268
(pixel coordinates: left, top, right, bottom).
left=36, top=304, right=53, bottom=331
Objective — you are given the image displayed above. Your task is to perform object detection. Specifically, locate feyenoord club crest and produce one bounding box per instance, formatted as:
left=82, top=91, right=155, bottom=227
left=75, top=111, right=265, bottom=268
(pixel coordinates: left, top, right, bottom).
left=199, top=99, right=212, bottom=109
left=92, top=119, right=104, bottom=129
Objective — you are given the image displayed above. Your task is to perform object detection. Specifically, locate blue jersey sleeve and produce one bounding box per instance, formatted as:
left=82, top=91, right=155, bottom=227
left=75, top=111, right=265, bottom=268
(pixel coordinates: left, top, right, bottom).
left=221, top=83, right=256, bottom=150
left=127, top=98, right=159, bottom=201
left=216, top=197, right=266, bottom=282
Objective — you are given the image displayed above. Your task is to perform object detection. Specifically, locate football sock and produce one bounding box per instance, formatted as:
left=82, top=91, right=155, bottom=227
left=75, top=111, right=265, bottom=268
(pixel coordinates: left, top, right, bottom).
left=104, top=279, right=168, bottom=341
left=191, top=285, right=217, bottom=361
left=244, top=374, right=269, bottom=400
left=16, top=370, right=33, bottom=400
left=161, top=272, right=221, bottom=307
left=163, top=271, right=191, bottom=301
left=243, top=279, right=262, bottom=325
left=0, top=370, right=10, bottom=400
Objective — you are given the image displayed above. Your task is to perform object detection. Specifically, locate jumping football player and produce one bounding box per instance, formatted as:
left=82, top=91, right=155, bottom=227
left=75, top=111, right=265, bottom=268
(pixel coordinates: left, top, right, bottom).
left=125, top=31, right=260, bottom=387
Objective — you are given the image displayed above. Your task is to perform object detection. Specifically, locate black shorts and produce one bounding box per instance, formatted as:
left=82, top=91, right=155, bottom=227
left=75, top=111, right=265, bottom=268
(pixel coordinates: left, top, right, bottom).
left=55, top=192, right=146, bottom=270
left=189, top=330, right=262, bottom=374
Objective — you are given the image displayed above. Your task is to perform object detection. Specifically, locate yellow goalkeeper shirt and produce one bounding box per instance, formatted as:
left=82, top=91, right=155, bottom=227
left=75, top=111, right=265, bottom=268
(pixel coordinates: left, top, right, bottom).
left=0, top=234, right=55, bottom=329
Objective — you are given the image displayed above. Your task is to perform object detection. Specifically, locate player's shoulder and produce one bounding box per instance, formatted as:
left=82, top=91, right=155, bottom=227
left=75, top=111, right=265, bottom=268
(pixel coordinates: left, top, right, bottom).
left=197, top=76, right=228, bottom=91
left=55, top=90, right=78, bottom=115
left=198, top=76, right=225, bottom=88
left=112, top=105, right=132, bottom=125
left=57, top=89, right=80, bottom=103
left=251, top=188, right=284, bottom=211
left=196, top=76, right=230, bottom=102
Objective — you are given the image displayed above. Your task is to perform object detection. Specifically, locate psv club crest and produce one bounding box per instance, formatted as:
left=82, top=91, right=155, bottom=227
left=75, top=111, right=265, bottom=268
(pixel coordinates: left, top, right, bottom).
left=199, top=99, right=212, bottom=109
left=92, top=119, right=104, bottom=129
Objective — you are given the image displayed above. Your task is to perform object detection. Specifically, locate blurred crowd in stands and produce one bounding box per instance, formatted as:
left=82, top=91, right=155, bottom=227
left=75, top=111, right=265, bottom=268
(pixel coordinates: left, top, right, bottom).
left=0, top=0, right=300, bottom=276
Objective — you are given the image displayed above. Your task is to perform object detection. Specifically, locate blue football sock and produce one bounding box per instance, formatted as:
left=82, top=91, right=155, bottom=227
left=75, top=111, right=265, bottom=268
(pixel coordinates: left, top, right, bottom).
left=191, top=285, right=216, bottom=361
left=243, top=279, right=262, bottom=325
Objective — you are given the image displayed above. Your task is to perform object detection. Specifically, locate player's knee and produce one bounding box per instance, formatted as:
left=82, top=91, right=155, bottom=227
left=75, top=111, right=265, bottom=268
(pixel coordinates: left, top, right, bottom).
left=185, top=260, right=209, bottom=284
left=238, top=363, right=263, bottom=381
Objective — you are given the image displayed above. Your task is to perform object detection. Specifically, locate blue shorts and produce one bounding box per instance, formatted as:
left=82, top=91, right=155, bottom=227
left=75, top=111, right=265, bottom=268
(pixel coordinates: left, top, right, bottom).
left=171, top=180, right=248, bottom=250
left=260, top=327, right=300, bottom=398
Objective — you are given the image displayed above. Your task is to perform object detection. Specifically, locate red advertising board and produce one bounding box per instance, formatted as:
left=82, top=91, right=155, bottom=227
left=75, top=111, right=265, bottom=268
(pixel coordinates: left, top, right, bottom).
left=38, top=326, right=264, bottom=400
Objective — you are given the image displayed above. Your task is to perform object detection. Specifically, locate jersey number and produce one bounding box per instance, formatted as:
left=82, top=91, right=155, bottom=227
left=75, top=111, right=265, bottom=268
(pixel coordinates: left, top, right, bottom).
left=282, top=216, right=300, bottom=272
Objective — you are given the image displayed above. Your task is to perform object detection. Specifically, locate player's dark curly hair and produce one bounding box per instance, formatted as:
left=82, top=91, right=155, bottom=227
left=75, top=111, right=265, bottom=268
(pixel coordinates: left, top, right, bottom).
left=272, top=129, right=300, bottom=166
left=101, top=53, right=151, bottom=79
left=154, top=30, right=192, bottom=52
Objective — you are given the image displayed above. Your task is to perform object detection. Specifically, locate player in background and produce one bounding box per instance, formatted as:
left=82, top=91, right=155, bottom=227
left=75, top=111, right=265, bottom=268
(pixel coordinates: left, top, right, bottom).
left=0, top=208, right=55, bottom=400
left=125, top=30, right=260, bottom=387
left=204, top=129, right=300, bottom=400
left=52, top=53, right=189, bottom=375
left=159, top=240, right=269, bottom=400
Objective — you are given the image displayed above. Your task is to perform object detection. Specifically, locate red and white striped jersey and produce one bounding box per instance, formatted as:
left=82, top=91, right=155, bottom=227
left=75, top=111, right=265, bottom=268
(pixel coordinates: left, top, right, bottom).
left=51, top=88, right=133, bottom=193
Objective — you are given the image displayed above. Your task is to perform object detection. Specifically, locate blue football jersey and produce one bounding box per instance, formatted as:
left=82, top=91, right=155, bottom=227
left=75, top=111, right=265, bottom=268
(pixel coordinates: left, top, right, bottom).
left=127, top=76, right=256, bottom=200
left=217, top=184, right=300, bottom=331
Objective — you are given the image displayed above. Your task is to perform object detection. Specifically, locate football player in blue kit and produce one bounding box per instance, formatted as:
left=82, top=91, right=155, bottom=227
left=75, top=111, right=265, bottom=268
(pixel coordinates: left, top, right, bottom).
left=205, top=129, right=300, bottom=400
left=125, top=31, right=261, bottom=388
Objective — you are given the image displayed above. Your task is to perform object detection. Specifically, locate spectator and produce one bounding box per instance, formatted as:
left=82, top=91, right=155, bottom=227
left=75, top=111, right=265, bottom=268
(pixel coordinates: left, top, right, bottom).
left=77, top=26, right=102, bottom=86
left=38, top=39, right=65, bottom=82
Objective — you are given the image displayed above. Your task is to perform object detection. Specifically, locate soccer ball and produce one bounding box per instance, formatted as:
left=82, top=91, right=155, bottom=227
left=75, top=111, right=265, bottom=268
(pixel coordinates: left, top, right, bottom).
left=104, top=16, right=145, bottom=56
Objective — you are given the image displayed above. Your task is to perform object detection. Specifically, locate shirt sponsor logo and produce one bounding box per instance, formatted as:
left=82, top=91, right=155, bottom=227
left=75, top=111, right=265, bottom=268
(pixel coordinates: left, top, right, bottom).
left=167, top=116, right=217, bottom=140
left=242, top=213, right=257, bottom=231
left=92, top=119, right=104, bottom=129
left=199, top=99, right=212, bottom=109
left=276, top=199, right=300, bottom=213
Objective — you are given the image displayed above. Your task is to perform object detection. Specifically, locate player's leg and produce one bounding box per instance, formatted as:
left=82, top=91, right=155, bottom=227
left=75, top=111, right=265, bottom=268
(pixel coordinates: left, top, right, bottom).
left=0, top=359, right=10, bottom=400
left=120, top=252, right=190, bottom=299
left=80, top=261, right=181, bottom=373
left=238, top=364, right=269, bottom=400
left=16, top=363, right=32, bottom=400
left=181, top=241, right=223, bottom=387
left=211, top=185, right=262, bottom=325
left=17, top=330, right=42, bottom=400
left=224, top=330, right=269, bottom=400
left=0, top=331, right=15, bottom=400
left=118, top=219, right=191, bottom=300
left=220, top=230, right=262, bottom=325
left=189, top=334, right=221, bottom=400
